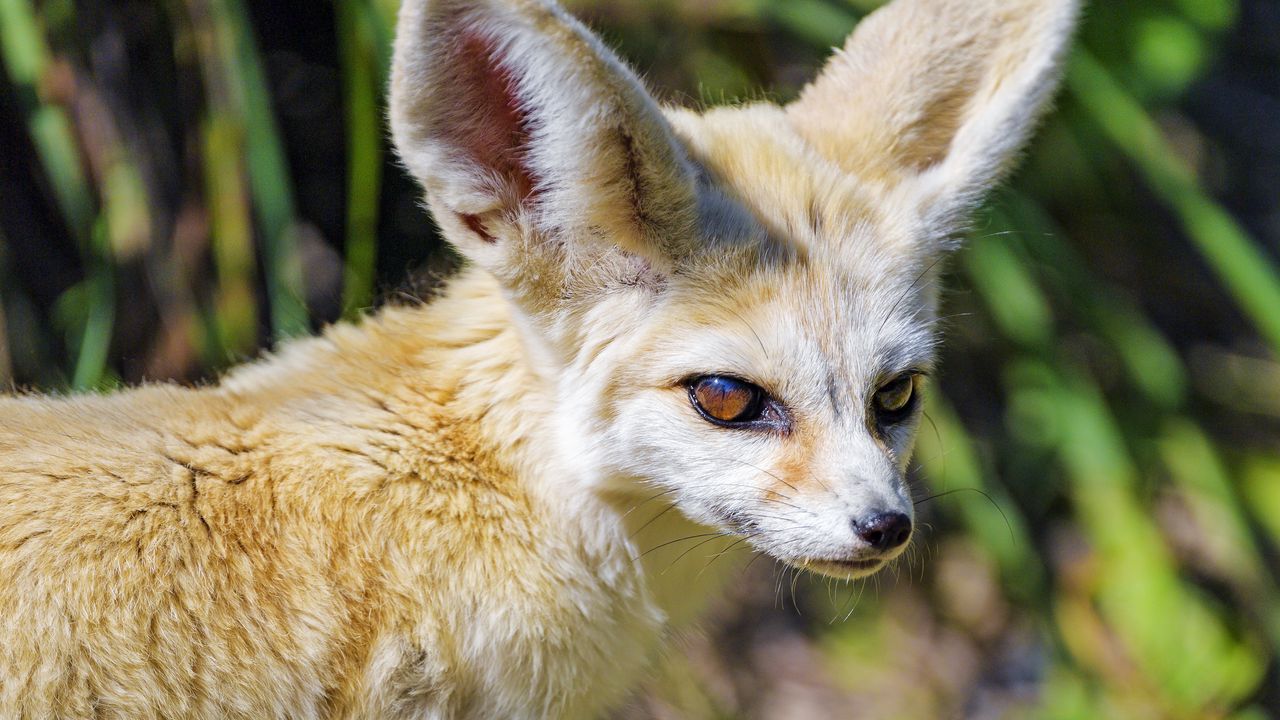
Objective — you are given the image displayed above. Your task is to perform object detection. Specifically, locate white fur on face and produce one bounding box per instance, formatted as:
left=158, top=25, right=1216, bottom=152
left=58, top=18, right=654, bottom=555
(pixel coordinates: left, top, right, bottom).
left=579, top=237, right=937, bottom=578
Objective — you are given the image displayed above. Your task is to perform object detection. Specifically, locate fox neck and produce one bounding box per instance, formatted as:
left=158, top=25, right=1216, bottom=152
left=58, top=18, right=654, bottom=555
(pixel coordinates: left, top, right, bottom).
left=392, top=265, right=746, bottom=626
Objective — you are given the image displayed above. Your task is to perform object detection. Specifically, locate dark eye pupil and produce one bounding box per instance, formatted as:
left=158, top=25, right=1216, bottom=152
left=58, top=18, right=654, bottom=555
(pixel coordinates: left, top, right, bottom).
left=692, top=376, right=762, bottom=423
left=875, top=375, right=915, bottom=414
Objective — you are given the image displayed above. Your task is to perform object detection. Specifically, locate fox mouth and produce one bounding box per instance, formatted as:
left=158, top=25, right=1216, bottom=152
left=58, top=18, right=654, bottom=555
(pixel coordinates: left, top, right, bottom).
left=798, top=556, right=886, bottom=579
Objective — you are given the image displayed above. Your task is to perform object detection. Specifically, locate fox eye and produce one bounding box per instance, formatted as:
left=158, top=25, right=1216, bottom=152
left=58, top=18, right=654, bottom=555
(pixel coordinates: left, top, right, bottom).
left=873, top=374, right=919, bottom=420
left=689, top=376, right=765, bottom=425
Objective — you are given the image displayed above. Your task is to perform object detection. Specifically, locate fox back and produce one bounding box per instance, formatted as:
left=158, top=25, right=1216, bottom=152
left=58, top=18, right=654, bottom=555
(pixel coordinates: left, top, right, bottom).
left=0, top=0, right=1077, bottom=717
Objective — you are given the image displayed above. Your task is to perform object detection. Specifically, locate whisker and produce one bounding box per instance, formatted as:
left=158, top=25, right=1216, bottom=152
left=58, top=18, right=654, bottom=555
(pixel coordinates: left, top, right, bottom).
left=628, top=502, right=677, bottom=539
left=925, top=311, right=974, bottom=327
left=695, top=535, right=754, bottom=580
left=803, top=470, right=834, bottom=495
left=742, top=548, right=769, bottom=577
left=725, top=307, right=770, bottom=362
left=833, top=577, right=867, bottom=623
left=634, top=532, right=724, bottom=562
left=621, top=487, right=680, bottom=519
left=921, top=410, right=944, bottom=477
left=661, top=532, right=733, bottom=575
left=914, top=486, right=1014, bottom=542
left=756, top=497, right=815, bottom=515
left=714, top=457, right=802, bottom=496
left=878, top=255, right=946, bottom=334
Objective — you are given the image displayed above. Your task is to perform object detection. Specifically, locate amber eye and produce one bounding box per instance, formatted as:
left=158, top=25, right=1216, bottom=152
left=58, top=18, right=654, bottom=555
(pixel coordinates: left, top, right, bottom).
left=873, top=374, right=918, bottom=418
left=690, top=376, right=765, bottom=424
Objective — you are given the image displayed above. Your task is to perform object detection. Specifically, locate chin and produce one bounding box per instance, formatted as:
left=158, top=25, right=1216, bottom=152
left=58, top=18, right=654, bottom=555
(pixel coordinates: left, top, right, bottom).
left=794, top=557, right=890, bottom=580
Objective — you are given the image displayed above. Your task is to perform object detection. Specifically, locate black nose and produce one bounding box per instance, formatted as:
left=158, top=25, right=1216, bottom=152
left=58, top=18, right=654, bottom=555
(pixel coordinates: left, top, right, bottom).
left=855, top=512, right=912, bottom=552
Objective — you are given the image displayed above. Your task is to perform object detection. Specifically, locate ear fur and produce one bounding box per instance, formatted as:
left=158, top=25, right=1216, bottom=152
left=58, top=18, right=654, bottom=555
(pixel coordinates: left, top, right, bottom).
left=788, top=0, right=1080, bottom=234
left=389, top=0, right=699, bottom=276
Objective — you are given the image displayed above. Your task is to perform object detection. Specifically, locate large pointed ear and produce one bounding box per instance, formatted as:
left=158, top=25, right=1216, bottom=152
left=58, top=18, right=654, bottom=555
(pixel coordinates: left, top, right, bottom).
left=787, top=0, right=1079, bottom=233
left=389, top=0, right=698, bottom=279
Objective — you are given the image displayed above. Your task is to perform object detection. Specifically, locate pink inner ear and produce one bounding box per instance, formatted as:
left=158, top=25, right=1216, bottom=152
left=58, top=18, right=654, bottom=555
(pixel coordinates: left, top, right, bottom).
left=444, top=29, right=538, bottom=207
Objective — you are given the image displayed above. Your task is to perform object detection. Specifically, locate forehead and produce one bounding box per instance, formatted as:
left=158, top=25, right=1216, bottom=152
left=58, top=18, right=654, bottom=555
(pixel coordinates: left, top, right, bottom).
left=663, top=258, right=936, bottom=394
left=666, top=103, right=918, bottom=261
left=656, top=104, right=938, bottom=390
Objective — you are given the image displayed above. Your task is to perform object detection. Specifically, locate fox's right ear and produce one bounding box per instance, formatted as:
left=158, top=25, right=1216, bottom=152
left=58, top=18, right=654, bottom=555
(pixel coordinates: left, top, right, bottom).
left=389, top=0, right=699, bottom=281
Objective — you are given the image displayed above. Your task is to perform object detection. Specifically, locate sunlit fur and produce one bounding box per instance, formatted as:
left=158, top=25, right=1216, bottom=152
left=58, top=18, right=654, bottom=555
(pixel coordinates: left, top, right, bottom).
left=0, top=0, right=1077, bottom=716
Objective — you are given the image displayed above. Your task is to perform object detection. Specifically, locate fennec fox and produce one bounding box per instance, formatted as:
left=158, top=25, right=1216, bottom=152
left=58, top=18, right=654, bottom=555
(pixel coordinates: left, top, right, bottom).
left=0, top=0, right=1077, bottom=716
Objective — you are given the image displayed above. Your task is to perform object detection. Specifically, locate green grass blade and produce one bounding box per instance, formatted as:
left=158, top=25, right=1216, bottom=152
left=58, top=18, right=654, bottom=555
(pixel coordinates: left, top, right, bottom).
left=336, top=0, right=386, bottom=317
left=1, top=0, right=114, bottom=388
left=764, top=0, right=858, bottom=48
left=203, top=114, right=260, bottom=360
left=209, top=0, right=309, bottom=339
left=1159, top=420, right=1280, bottom=651
left=0, top=0, right=92, bottom=238
left=70, top=221, right=115, bottom=390
left=1067, top=50, right=1280, bottom=357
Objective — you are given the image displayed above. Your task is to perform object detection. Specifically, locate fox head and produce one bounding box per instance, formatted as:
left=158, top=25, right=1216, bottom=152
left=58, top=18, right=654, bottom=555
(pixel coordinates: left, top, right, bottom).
left=390, top=0, right=1077, bottom=578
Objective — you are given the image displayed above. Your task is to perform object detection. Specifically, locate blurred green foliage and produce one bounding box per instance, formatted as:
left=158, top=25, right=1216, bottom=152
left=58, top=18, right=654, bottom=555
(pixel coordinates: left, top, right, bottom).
left=1, top=0, right=1279, bottom=717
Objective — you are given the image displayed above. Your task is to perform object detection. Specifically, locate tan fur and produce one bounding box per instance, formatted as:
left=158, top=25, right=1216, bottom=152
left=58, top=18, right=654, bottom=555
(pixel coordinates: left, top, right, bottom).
left=0, top=0, right=1077, bottom=716
left=2, top=273, right=673, bottom=717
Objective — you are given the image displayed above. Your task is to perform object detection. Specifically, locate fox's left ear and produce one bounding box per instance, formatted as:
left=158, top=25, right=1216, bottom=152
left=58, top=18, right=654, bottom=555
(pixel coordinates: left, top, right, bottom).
left=788, top=0, right=1080, bottom=235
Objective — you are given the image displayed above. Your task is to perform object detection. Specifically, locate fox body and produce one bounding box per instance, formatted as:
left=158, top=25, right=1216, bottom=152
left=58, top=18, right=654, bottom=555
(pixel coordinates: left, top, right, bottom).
left=0, top=0, right=1077, bottom=717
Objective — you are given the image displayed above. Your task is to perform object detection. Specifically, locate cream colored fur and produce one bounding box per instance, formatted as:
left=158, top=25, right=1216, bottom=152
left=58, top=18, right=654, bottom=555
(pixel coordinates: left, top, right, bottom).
left=0, top=0, right=1077, bottom=716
